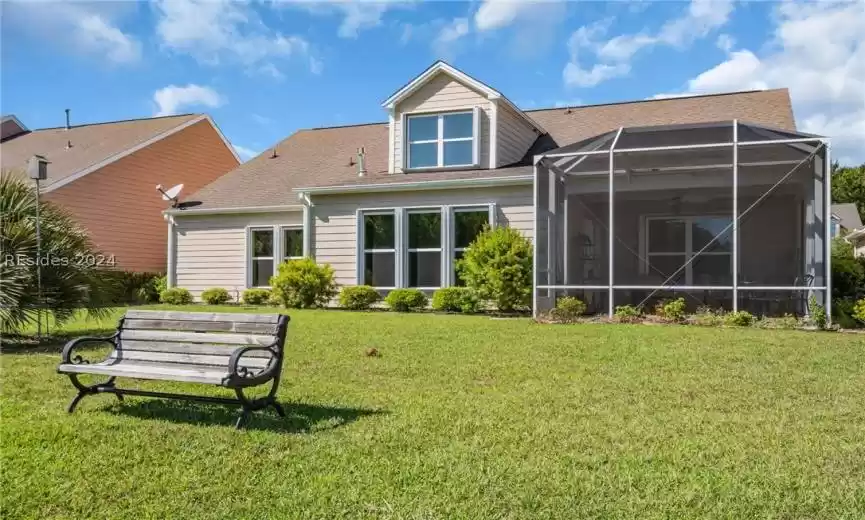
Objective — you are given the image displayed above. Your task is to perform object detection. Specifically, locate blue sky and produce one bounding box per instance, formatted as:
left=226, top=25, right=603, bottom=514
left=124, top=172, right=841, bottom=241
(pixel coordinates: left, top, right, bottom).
left=2, top=1, right=863, bottom=163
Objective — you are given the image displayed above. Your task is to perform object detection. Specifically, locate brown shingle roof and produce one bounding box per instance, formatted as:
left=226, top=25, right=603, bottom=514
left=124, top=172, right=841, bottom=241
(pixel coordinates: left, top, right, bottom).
left=0, top=114, right=201, bottom=189
left=188, top=88, right=795, bottom=209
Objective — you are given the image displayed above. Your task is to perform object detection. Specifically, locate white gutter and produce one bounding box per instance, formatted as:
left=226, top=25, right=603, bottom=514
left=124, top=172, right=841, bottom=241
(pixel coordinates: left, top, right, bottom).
left=293, top=174, right=533, bottom=195
left=163, top=204, right=304, bottom=216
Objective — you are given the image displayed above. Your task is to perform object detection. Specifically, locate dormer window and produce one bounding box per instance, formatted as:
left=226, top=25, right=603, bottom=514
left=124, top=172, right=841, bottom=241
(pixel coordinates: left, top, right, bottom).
left=405, top=108, right=479, bottom=170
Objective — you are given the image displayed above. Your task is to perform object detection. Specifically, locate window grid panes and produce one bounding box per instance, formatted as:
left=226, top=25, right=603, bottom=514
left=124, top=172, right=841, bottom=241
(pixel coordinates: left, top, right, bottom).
left=407, top=211, right=442, bottom=288
left=645, top=216, right=732, bottom=285
left=453, top=208, right=490, bottom=286
left=250, top=228, right=274, bottom=287
left=362, top=212, right=396, bottom=288
left=407, top=112, right=474, bottom=169
left=282, top=227, right=303, bottom=261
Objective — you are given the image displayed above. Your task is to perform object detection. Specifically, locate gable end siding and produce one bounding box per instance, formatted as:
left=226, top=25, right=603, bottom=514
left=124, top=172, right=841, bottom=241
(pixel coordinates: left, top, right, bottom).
left=497, top=103, right=538, bottom=167
left=43, top=120, right=239, bottom=272
left=393, top=73, right=492, bottom=173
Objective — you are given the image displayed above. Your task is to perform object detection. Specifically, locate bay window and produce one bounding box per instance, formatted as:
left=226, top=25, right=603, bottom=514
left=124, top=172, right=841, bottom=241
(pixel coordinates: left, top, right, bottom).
left=644, top=216, right=732, bottom=285
left=406, top=110, right=478, bottom=169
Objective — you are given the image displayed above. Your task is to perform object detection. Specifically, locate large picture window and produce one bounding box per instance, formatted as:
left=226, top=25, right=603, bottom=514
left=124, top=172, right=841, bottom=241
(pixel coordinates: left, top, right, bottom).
left=362, top=212, right=396, bottom=288
left=645, top=216, right=732, bottom=285
left=406, top=211, right=442, bottom=288
left=249, top=228, right=274, bottom=287
left=406, top=111, right=475, bottom=169
left=452, top=208, right=491, bottom=285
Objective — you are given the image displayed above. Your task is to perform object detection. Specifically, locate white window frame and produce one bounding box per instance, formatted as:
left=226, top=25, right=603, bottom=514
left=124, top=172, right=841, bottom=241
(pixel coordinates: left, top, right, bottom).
left=449, top=205, right=495, bottom=286
left=247, top=226, right=276, bottom=288
left=358, top=210, right=399, bottom=290
left=280, top=225, right=304, bottom=262
left=405, top=108, right=479, bottom=170
left=404, top=208, right=446, bottom=290
left=641, top=214, right=733, bottom=285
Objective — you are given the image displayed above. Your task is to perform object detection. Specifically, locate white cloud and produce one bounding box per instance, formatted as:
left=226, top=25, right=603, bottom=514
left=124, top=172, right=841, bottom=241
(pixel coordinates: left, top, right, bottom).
left=474, top=0, right=567, bottom=59
left=433, top=17, right=469, bottom=59
left=655, top=1, right=865, bottom=163
left=154, top=0, right=319, bottom=77
left=233, top=145, right=259, bottom=161
left=285, top=0, right=407, bottom=39
left=716, top=33, right=735, bottom=52
left=153, top=84, right=224, bottom=116
left=3, top=2, right=140, bottom=64
left=475, top=0, right=537, bottom=32
left=563, top=0, right=734, bottom=87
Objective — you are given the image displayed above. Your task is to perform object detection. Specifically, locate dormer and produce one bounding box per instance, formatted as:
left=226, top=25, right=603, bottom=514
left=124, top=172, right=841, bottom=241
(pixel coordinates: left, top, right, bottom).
left=382, top=61, right=543, bottom=174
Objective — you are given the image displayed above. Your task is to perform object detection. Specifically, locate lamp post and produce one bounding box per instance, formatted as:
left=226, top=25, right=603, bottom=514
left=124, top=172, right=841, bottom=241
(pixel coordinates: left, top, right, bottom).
left=28, top=155, right=49, bottom=338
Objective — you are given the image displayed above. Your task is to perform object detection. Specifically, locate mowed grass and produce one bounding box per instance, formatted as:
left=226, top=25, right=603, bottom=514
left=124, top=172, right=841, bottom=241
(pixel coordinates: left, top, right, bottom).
left=2, top=307, right=865, bottom=519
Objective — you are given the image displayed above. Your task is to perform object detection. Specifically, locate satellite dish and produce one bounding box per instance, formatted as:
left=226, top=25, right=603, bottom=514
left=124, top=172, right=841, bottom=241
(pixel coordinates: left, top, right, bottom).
left=156, top=183, right=184, bottom=207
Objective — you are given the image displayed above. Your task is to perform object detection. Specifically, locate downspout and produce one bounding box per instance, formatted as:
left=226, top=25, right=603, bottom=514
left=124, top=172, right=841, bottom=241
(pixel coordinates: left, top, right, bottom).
left=297, top=192, right=314, bottom=257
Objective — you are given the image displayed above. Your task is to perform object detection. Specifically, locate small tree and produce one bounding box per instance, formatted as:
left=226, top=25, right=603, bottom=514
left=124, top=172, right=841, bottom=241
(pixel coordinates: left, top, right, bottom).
left=270, top=258, right=337, bottom=308
left=457, top=227, right=532, bottom=312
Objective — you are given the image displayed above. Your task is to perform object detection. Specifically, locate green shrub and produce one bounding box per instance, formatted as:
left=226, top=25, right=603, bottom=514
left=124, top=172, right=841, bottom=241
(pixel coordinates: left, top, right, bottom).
left=201, top=287, right=231, bottom=305
left=725, top=310, right=755, bottom=327
left=690, top=306, right=724, bottom=327
left=549, top=297, right=587, bottom=323
left=809, top=295, right=827, bottom=329
left=852, top=298, right=865, bottom=325
left=340, top=285, right=380, bottom=310
left=655, top=297, right=687, bottom=323
left=270, top=258, right=337, bottom=308
left=431, top=287, right=480, bottom=314
left=832, top=238, right=865, bottom=301
left=755, top=314, right=800, bottom=329
left=614, top=305, right=642, bottom=323
left=242, top=288, right=271, bottom=305
left=160, top=287, right=193, bottom=305
left=385, top=288, right=428, bottom=312
left=457, top=226, right=532, bottom=312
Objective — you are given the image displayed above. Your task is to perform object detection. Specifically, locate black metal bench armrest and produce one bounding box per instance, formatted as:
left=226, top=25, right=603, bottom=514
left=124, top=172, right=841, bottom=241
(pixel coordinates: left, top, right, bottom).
left=226, top=344, right=281, bottom=386
left=61, top=335, right=118, bottom=365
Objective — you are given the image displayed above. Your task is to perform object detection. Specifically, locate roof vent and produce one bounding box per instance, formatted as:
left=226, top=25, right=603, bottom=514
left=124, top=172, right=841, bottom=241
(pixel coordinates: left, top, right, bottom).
left=357, top=147, right=366, bottom=177
left=65, top=109, right=71, bottom=130
left=270, top=147, right=278, bottom=159
left=66, top=140, right=72, bottom=150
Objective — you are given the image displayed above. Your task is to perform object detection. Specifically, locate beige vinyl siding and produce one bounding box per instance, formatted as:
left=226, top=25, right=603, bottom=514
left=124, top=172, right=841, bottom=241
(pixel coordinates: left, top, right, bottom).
left=496, top=102, right=538, bottom=167
left=174, top=211, right=302, bottom=300
left=393, top=73, right=492, bottom=173
left=313, top=185, right=533, bottom=286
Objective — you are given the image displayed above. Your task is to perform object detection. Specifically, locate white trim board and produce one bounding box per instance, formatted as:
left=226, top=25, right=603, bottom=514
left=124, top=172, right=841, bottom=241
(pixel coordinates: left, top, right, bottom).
left=165, top=204, right=304, bottom=217
left=294, top=174, right=533, bottom=195
left=44, top=115, right=240, bottom=193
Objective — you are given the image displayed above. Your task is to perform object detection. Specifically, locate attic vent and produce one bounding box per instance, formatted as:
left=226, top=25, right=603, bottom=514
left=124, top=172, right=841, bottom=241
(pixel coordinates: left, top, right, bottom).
left=357, top=147, right=366, bottom=177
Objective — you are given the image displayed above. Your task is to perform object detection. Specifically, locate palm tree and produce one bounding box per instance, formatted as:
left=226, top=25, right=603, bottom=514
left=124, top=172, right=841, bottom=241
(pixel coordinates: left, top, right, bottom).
left=0, top=171, right=112, bottom=334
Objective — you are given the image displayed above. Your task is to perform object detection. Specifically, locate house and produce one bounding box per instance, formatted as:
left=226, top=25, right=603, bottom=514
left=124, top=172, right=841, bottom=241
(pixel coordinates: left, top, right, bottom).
left=164, top=61, right=831, bottom=320
left=845, top=228, right=865, bottom=258
left=1, top=113, right=240, bottom=272
left=831, top=203, right=863, bottom=238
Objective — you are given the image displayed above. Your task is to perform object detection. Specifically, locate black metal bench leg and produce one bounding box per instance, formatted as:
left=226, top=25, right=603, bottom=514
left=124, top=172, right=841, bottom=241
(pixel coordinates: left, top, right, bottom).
left=271, top=400, right=286, bottom=417
left=67, top=375, right=123, bottom=413
left=235, top=408, right=251, bottom=429
left=67, top=392, right=88, bottom=413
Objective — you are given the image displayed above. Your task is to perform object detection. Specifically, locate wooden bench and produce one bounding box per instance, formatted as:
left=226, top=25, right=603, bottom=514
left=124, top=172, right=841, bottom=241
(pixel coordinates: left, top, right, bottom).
left=57, top=310, right=290, bottom=428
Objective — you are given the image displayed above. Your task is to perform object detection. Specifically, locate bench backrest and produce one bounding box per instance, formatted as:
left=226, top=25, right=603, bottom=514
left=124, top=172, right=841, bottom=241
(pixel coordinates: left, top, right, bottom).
left=115, top=310, right=288, bottom=371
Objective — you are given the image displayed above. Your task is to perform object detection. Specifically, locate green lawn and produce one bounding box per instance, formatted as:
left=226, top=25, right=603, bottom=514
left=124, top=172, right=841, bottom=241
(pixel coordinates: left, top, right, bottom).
left=2, top=307, right=865, bottom=519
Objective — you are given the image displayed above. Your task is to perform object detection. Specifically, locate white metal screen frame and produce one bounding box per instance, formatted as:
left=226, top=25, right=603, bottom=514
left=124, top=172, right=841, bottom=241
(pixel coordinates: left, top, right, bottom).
left=532, top=122, right=831, bottom=323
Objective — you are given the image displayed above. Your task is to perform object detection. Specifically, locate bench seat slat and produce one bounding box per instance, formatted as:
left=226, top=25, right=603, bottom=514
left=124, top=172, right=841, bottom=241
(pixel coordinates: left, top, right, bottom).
left=123, top=319, right=278, bottom=334
left=58, top=360, right=242, bottom=385
left=109, top=350, right=270, bottom=369
left=120, top=340, right=272, bottom=358
left=124, top=310, right=281, bottom=324
left=120, top=329, right=274, bottom=346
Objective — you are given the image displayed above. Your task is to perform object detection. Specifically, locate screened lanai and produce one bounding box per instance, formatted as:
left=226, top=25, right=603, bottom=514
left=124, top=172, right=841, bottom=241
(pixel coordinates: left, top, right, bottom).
left=533, top=120, right=831, bottom=322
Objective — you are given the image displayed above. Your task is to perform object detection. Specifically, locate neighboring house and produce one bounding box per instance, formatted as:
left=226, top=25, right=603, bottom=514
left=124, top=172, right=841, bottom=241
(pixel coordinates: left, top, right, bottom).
left=846, top=227, right=865, bottom=258
left=164, top=61, right=830, bottom=318
left=1, top=113, right=240, bottom=272
left=831, top=203, right=863, bottom=238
